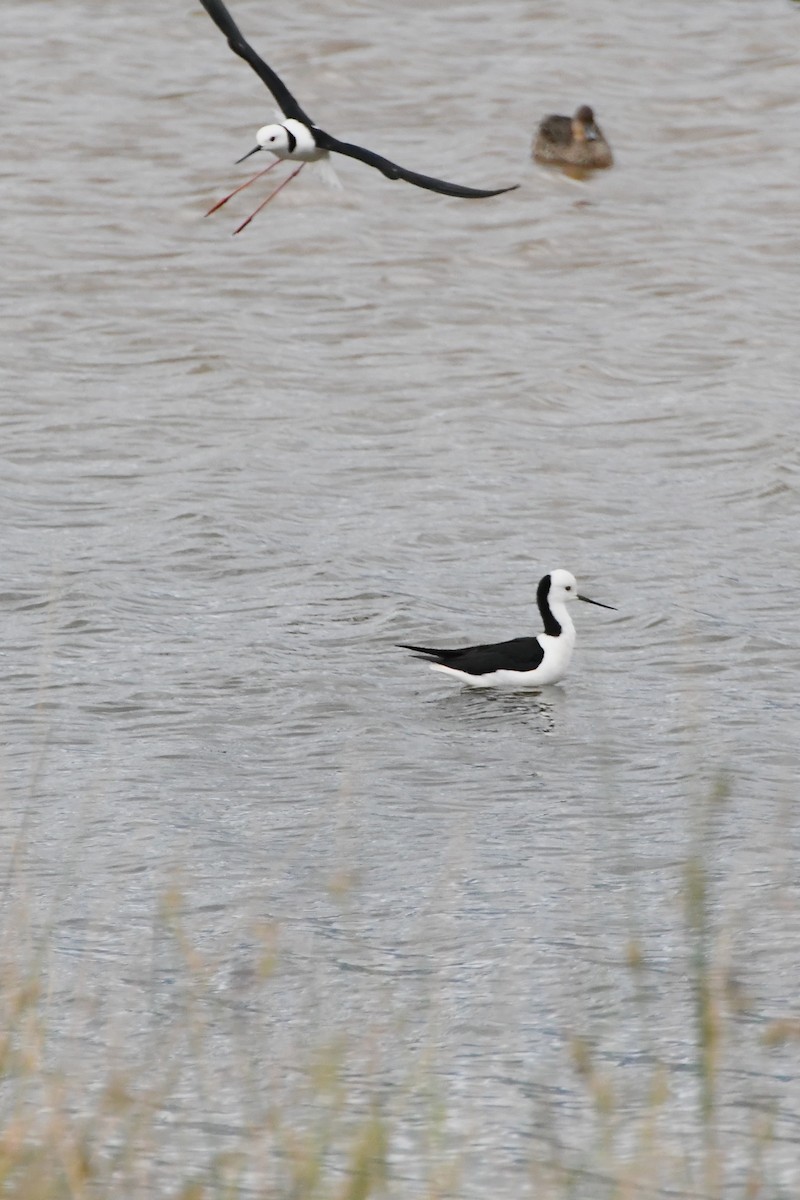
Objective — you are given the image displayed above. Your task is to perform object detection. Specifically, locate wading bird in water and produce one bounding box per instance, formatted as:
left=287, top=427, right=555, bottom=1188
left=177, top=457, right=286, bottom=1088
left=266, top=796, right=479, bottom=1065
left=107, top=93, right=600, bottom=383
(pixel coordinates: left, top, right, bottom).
left=197, top=0, right=518, bottom=233
left=399, top=570, right=616, bottom=688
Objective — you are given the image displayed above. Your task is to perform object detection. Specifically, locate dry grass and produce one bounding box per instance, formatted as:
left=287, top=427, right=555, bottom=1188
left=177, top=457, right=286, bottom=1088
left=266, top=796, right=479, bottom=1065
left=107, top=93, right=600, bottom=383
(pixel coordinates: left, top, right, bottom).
left=1, top=784, right=798, bottom=1200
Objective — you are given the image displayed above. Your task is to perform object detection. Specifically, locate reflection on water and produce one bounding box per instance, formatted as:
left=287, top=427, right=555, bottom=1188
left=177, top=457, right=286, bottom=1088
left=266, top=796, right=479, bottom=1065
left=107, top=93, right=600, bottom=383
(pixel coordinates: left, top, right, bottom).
left=429, top=686, right=561, bottom=735
left=3, top=0, right=800, bottom=1192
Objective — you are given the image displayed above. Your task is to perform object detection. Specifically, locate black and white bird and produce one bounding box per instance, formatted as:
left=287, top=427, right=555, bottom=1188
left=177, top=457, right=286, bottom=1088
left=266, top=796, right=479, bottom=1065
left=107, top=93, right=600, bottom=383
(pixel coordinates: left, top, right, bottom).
left=197, top=0, right=518, bottom=232
left=399, top=570, right=615, bottom=688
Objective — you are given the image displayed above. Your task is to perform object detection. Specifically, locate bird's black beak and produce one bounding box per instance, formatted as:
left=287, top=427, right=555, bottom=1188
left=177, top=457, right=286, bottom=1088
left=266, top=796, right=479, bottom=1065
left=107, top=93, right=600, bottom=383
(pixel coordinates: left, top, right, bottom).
left=578, top=594, right=616, bottom=610
left=236, top=145, right=262, bottom=164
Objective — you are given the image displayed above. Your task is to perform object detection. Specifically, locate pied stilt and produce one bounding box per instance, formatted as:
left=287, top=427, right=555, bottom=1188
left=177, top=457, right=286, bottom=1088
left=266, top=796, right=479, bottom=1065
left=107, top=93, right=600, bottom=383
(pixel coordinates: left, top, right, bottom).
left=399, top=569, right=615, bottom=688
left=197, top=0, right=518, bottom=232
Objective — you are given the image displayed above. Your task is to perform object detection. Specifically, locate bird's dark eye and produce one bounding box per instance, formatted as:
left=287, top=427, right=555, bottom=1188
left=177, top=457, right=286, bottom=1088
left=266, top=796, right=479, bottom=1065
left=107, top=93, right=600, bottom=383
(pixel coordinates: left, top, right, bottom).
left=565, top=585, right=572, bottom=591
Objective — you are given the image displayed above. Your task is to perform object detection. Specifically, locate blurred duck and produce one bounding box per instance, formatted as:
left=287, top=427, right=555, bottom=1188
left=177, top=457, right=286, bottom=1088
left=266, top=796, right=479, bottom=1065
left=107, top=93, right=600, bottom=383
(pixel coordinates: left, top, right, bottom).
left=533, top=105, right=613, bottom=171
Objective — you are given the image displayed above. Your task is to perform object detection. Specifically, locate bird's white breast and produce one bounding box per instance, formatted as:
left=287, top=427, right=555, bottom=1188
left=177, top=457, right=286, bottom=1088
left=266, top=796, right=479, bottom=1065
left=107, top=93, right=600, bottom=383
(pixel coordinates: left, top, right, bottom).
left=283, top=119, right=327, bottom=162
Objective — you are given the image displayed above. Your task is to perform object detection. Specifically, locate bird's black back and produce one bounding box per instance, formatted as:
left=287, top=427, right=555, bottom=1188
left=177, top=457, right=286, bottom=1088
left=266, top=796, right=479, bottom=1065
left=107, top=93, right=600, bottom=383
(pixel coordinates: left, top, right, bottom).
left=398, top=636, right=545, bottom=675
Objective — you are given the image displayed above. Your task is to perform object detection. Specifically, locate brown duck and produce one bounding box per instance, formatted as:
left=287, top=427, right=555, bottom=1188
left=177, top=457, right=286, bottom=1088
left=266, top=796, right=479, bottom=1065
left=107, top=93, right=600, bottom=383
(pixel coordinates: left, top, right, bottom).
left=533, top=105, right=613, bottom=171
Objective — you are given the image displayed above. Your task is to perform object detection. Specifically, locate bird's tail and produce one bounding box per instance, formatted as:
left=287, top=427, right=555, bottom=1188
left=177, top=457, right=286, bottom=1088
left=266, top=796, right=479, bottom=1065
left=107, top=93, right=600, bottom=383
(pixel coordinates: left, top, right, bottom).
left=397, top=643, right=446, bottom=663
left=317, top=157, right=344, bottom=189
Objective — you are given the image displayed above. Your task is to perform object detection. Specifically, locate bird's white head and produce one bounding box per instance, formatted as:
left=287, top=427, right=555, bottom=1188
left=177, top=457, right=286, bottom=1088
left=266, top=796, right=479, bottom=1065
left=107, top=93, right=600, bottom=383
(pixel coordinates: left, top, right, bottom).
left=544, top=569, right=616, bottom=614
left=256, top=123, right=293, bottom=155
left=547, top=569, right=580, bottom=605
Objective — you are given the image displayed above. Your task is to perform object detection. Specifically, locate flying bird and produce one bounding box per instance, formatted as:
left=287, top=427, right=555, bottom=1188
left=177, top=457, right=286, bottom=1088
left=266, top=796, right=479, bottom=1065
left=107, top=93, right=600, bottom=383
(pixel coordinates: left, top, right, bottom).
left=197, top=0, right=518, bottom=232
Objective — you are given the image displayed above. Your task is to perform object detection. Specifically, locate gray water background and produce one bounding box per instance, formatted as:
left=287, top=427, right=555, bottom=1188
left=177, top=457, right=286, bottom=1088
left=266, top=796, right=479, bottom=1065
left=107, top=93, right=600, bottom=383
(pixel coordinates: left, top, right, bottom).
left=3, top=0, right=800, bottom=1193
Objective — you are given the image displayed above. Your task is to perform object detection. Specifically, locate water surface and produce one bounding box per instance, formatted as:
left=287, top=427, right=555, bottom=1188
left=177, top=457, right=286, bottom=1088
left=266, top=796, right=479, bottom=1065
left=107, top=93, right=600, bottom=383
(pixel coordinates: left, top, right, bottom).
left=3, top=0, right=800, bottom=1193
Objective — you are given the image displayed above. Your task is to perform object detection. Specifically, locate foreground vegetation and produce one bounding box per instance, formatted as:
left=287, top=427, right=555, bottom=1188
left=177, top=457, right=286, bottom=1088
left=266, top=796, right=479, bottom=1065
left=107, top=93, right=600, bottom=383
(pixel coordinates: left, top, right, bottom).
left=1, top=786, right=798, bottom=1199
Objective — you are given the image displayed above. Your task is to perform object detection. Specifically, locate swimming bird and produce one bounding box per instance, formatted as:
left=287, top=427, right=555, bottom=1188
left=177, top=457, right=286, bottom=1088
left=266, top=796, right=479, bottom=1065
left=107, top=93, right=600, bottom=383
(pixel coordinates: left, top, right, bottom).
left=197, top=0, right=518, bottom=232
left=533, top=105, right=613, bottom=171
left=399, top=570, right=615, bottom=688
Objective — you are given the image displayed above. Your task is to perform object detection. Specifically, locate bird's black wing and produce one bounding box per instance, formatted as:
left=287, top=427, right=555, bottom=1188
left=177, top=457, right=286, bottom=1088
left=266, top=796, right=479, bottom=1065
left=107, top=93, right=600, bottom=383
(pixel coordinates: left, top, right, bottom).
left=315, top=131, right=518, bottom=199
left=198, top=0, right=313, bottom=125
left=398, top=637, right=544, bottom=674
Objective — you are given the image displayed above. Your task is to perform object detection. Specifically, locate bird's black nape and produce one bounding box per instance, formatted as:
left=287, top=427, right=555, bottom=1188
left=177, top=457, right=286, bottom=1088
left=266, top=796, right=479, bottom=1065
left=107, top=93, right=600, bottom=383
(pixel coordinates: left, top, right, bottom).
left=536, top=574, right=562, bottom=637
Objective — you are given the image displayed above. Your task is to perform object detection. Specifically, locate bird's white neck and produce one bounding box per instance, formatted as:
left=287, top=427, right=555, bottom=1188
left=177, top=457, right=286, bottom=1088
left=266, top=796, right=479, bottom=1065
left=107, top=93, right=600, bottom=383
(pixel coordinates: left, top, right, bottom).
left=544, top=599, right=576, bottom=646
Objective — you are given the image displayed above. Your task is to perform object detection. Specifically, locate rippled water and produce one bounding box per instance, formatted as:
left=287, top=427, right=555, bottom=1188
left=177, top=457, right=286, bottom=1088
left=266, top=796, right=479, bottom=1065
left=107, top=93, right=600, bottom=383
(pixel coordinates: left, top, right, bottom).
left=3, top=0, right=800, bottom=1193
